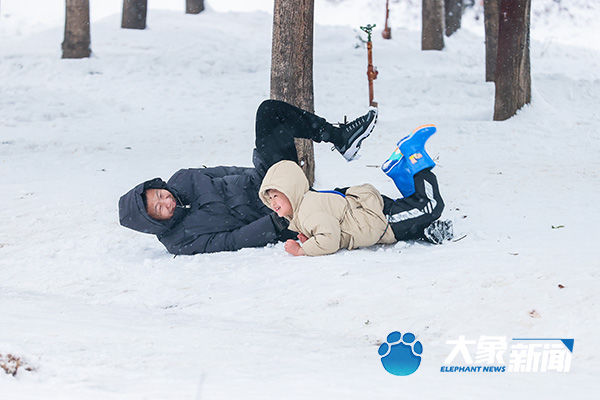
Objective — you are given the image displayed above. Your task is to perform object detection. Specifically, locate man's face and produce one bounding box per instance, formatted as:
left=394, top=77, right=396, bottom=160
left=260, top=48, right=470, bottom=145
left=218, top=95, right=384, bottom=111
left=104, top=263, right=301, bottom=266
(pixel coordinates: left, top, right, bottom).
left=145, top=189, right=176, bottom=220
left=267, top=189, right=293, bottom=218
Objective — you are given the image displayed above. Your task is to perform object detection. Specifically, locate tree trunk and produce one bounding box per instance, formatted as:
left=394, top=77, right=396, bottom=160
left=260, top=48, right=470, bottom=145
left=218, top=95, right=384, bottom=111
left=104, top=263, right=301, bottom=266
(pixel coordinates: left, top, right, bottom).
left=62, top=0, right=91, bottom=59
left=186, top=0, right=204, bottom=14
left=270, top=0, right=315, bottom=185
left=484, top=0, right=499, bottom=82
left=493, top=0, right=531, bottom=121
left=121, top=0, right=147, bottom=30
left=444, top=0, right=462, bottom=37
left=422, top=0, right=445, bottom=50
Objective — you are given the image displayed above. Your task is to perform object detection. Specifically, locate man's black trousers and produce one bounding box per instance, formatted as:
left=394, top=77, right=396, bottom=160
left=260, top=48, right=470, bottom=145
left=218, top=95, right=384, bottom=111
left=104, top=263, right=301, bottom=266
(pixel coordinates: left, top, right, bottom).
left=253, top=99, right=330, bottom=176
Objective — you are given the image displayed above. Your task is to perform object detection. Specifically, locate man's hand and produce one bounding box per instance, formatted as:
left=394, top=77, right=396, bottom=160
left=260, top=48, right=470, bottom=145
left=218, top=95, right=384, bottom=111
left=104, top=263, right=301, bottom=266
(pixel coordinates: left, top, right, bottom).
left=284, top=239, right=305, bottom=256
left=297, top=233, right=309, bottom=243
left=269, top=212, right=290, bottom=233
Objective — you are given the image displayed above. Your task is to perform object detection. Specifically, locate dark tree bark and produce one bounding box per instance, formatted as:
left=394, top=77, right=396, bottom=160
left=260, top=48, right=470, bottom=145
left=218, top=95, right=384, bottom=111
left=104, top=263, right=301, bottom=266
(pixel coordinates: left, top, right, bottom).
left=271, top=0, right=316, bottom=185
left=493, top=0, right=531, bottom=121
left=186, top=0, right=205, bottom=14
left=62, top=0, right=91, bottom=59
left=422, top=0, right=445, bottom=50
left=444, top=0, right=462, bottom=36
left=484, top=0, right=499, bottom=82
left=121, top=0, right=147, bottom=30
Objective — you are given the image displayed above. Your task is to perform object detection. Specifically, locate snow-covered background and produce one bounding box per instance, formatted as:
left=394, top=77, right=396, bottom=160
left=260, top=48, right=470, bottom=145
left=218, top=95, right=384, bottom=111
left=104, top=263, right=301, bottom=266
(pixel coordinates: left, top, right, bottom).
left=1, top=0, right=599, bottom=398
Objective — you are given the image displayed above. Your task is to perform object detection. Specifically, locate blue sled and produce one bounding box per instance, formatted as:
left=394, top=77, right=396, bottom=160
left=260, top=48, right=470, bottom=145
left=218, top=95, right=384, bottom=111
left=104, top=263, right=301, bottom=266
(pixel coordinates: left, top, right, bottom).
left=381, top=124, right=436, bottom=197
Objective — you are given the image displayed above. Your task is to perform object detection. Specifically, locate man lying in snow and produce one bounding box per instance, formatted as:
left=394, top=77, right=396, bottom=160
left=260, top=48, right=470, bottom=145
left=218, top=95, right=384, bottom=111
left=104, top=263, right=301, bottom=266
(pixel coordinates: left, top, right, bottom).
left=259, top=126, right=454, bottom=256
left=118, top=100, right=378, bottom=255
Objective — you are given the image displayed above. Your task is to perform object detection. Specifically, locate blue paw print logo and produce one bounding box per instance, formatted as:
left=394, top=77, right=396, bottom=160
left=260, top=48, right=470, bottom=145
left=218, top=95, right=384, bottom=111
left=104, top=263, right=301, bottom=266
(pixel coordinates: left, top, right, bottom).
left=378, top=331, right=423, bottom=376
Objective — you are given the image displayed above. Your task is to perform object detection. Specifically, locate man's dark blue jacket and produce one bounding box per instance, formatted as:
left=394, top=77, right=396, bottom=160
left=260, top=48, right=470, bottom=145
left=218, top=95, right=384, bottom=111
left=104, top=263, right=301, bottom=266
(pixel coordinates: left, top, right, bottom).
left=118, top=161, right=283, bottom=255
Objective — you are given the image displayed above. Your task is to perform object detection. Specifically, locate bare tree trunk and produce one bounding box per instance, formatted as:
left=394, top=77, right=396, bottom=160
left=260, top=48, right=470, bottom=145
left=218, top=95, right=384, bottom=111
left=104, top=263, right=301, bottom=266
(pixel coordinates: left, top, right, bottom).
left=121, top=0, right=147, bottom=30
left=271, top=0, right=315, bottom=185
left=186, top=0, right=204, bottom=14
left=444, top=0, right=462, bottom=37
left=62, top=0, right=91, bottom=59
left=493, top=0, right=531, bottom=121
left=422, top=0, right=445, bottom=50
left=484, top=0, right=499, bottom=82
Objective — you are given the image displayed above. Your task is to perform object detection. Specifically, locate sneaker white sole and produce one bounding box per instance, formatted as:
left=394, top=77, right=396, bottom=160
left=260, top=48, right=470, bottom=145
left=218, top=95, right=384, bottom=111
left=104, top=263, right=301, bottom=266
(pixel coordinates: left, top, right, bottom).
left=342, top=108, right=378, bottom=161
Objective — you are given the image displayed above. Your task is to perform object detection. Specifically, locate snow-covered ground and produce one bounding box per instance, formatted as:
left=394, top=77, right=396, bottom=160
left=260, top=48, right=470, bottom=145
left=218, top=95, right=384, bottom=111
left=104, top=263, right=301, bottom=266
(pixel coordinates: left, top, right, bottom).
left=1, top=0, right=599, bottom=398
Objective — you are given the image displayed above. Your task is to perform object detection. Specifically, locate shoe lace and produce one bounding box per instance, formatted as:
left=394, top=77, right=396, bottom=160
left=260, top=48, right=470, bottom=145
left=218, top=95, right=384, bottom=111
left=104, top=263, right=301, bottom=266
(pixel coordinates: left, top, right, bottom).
left=343, top=115, right=365, bottom=132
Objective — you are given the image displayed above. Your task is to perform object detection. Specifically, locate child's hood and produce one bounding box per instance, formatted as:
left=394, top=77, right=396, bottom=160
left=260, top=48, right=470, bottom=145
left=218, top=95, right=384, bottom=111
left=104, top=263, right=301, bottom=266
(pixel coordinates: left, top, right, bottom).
left=259, top=160, right=309, bottom=217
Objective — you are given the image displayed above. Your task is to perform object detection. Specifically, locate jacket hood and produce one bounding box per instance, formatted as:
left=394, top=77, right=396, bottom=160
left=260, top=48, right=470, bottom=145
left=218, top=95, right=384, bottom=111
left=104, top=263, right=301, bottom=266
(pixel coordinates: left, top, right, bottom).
left=118, top=178, right=184, bottom=235
left=259, top=160, right=309, bottom=218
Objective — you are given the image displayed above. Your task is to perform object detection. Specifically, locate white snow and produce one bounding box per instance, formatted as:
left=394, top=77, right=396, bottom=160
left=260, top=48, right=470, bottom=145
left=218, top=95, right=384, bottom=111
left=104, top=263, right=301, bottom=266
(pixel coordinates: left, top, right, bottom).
left=1, top=0, right=599, bottom=398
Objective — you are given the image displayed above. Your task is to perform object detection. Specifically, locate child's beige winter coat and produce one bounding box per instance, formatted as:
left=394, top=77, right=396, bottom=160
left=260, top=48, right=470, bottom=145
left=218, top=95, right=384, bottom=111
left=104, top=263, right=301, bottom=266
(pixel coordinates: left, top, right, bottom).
left=259, top=160, right=396, bottom=256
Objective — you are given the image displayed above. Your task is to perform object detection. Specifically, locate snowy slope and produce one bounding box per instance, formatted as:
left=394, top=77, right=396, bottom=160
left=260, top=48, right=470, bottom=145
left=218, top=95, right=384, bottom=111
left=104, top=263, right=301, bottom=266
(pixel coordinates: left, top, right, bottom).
left=1, top=1, right=599, bottom=399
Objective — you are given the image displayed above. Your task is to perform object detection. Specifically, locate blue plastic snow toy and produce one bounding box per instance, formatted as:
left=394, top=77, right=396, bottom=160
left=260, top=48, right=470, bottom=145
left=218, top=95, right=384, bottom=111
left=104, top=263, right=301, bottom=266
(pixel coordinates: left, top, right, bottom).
left=381, top=124, right=437, bottom=197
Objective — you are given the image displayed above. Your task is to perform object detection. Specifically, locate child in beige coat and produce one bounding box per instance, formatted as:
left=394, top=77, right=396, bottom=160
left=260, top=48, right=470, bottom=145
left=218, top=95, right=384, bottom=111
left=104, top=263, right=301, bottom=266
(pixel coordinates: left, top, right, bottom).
left=259, top=125, right=453, bottom=256
left=260, top=160, right=397, bottom=256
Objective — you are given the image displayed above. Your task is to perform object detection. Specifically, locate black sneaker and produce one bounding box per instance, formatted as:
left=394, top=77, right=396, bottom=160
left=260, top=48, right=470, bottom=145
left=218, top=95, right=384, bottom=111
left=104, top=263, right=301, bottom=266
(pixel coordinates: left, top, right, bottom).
left=334, top=107, right=378, bottom=161
left=423, top=220, right=454, bottom=244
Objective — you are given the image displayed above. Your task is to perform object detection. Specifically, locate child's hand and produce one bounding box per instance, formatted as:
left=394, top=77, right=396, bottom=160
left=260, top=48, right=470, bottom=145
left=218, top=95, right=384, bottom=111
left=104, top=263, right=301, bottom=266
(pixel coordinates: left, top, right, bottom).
left=297, top=233, right=309, bottom=243
left=284, top=239, right=305, bottom=256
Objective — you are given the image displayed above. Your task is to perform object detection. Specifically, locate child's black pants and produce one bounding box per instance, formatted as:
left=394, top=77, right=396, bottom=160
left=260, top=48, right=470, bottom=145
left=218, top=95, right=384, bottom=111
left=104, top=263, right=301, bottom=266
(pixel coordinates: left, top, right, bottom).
left=382, top=169, right=445, bottom=241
